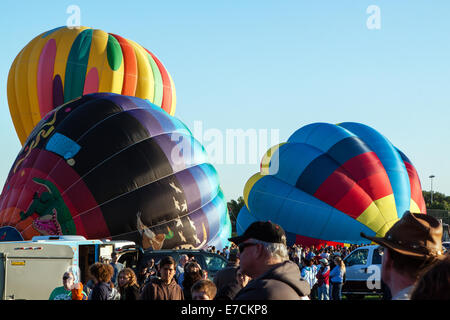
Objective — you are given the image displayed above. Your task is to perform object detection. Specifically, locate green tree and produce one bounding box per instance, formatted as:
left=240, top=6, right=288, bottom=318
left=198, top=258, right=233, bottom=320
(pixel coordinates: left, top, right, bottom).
left=422, top=191, right=450, bottom=210
left=227, top=196, right=245, bottom=234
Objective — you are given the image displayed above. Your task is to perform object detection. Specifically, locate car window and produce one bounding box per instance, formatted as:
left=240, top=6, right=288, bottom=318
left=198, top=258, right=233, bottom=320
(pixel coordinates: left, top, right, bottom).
left=344, top=249, right=369, bottom=266
left=204, top=254, right=227, bottom=272
left=372, top=247, right=382, bottom=265
left=190, top=254, right=206, bottom=270
left=144, top=253, right=179, bottom=268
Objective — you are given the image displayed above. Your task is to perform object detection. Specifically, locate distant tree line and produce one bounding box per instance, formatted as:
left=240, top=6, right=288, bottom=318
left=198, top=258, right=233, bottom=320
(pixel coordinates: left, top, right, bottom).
left=423, top=191, right=450, bottom=211
left=227, top=196, right=245, bottom=234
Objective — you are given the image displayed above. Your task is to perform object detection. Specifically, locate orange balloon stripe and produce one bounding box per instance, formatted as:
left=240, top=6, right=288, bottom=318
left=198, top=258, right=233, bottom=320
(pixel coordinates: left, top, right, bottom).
left=110, top=34, right=138, bottom=96
left=22, top=227, right=40, bottom=240
left=13, top=214, right=32, bottom=230
left=0, top=207, right=18, bottom=225
left=145, top=49, right=172, bottom=114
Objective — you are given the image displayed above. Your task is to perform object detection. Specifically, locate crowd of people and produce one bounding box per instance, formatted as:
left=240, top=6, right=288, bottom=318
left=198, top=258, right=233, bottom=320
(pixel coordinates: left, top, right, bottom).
left=49, top=211, right=449, bottom=300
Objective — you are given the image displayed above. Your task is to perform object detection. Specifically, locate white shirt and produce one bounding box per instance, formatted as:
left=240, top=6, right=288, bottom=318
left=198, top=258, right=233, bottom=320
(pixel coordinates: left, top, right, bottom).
left=391, top=285, right=414, bottom=300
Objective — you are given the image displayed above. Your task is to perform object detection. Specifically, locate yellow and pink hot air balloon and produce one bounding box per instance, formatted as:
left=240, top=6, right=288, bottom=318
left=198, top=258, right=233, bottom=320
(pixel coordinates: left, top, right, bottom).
left=7, top=26, right=176, bottom=145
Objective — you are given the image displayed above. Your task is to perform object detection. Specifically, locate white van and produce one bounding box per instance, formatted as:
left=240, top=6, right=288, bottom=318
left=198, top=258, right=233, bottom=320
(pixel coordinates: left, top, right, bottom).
left=342, top=245, right=384, bottom=298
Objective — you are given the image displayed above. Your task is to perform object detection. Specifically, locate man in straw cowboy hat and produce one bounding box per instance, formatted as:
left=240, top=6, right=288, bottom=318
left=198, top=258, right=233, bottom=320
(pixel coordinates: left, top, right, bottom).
left=361, top=211, right=445, bottom=300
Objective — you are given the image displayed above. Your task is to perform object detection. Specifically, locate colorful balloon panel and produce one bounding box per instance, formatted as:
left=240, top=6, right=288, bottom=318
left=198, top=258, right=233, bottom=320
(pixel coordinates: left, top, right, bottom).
left=237, top=206, right=343, bottom=249
left=240, top=122, right=426, bottom=246
left=7, top=26, right=176, bottom=145
left=0, top=93, right=230, bottom=250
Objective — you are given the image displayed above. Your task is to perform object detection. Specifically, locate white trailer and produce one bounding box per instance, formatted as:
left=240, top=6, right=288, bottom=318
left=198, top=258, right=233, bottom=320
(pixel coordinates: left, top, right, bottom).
left=0, top=235, right=120, bottom=300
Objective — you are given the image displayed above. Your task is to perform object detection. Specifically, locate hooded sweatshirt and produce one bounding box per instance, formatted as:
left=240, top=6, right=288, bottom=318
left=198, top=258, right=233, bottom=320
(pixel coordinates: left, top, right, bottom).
left=90, top=282, right=112, bottom=300
left=140, top=277, right=184, bottom=300
left=234, top=261, right=311, bottom=300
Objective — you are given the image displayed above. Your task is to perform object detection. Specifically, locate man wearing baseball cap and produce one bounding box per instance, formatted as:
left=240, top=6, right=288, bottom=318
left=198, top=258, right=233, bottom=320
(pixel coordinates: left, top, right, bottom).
left=228, top=221, right=310, bottom=300
left=361, top=211, right=445, bottom=300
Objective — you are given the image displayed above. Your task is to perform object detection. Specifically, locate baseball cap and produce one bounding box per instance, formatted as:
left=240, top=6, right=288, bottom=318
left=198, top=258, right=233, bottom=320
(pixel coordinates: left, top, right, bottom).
left=228, top=221, right=286, bottom=245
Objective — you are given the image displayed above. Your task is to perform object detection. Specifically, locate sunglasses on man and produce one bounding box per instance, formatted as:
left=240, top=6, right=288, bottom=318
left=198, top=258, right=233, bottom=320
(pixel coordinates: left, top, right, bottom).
left=238, top=242, right=258, bottom=253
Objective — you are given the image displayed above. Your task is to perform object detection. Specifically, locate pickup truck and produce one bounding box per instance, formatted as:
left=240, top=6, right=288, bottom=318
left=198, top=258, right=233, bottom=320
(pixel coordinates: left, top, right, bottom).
left=342, top=245, right=386, bottom=299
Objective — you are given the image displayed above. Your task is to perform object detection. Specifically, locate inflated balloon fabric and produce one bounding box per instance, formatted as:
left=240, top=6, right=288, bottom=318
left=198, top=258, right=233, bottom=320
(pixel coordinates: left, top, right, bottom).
left=0, top=93, right=230, bottom=250
left=239, top=122, right=426, bottom=246
left=7, top=26, right=176, bottom=145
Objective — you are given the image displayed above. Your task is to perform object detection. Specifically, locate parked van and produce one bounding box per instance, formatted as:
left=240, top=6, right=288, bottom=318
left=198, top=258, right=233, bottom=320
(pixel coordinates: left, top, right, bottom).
left=0, top=235, right=115, bottom=300
left=342, top=245, right=384, bottom=299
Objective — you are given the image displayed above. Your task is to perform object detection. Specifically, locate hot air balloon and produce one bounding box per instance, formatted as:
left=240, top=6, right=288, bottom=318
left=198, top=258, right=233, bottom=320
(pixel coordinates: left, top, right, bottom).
left=7, top=26, right=176, bottom=145
left=0, top=93, right=230, bottom=250
left=238, top=122, right=426, bottom=247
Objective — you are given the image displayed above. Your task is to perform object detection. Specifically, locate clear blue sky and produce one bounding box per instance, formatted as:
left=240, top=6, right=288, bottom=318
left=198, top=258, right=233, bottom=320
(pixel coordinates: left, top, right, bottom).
left=1, top=0, right=449, bottom=202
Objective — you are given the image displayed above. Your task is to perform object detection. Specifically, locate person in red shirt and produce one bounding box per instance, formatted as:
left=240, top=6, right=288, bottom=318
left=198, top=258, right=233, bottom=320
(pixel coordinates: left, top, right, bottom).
left=316, top=258, right=330, bottom=300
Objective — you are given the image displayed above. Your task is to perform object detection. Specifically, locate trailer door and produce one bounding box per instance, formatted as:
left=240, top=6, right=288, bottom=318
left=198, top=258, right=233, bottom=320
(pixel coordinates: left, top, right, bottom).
left=3, top=245, right=73, bottom=300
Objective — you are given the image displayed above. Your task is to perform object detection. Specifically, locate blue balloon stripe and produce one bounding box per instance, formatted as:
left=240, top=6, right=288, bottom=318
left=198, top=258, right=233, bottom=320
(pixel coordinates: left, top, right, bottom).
left=295, top=154, right=340, bottom=195
left=236, top=206, right=259, bottom=236
left=202, top=190, right=228, bottom=246
left=396, top=147, right=411, bottom=164
left=327, top=136, right=372, bottom=165
left=288, top=123, right=355, bottom=152
left=187, top=164, right=220, bottom=207
left=41, top=26, right=65, bottom=38
left=274, top=143, right=323, bottom=186
left=248, top=175, right=376, bottom=243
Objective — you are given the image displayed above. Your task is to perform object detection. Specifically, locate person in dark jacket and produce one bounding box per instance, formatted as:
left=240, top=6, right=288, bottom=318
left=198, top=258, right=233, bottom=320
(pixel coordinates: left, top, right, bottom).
left=229, top=221, right=310, bottom=300
left=118, top=268, right=140, bottom=300
left=140, top=256, right=184, bottom=300
left=215, top=266, right=251, bottom=300
left=89, top=262, right=115, bottom=300
left=213, top=249, right=239, bottom=292
left=182, top=262, right=203, bottom=300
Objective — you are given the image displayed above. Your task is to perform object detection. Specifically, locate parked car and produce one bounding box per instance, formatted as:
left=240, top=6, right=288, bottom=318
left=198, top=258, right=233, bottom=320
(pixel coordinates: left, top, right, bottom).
left=342, top=245, right=385, bottom=299
left=442, top=241, right=450, bottom=253
left=117, top=248, right=228, bottom=280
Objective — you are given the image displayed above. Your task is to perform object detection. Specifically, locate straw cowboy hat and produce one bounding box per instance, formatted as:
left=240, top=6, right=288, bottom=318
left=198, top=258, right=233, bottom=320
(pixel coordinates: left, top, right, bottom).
left=361, top=211, right=445, bottom=261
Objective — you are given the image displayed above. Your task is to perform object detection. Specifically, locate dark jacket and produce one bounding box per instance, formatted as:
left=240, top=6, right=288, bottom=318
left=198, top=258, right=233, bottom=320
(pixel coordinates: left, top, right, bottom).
left=140, top=277, right=184, bottom=300
left=234, top=261, right=310, bottom=300
left=213, top=266, right=238, bottom=292
left=90, top=282, right=112, bottom=301
left=215, top=281, right=242, bottom=300
left=182, top=271, right=202, bottom=300
left=120, top=284, right=140, bottom=301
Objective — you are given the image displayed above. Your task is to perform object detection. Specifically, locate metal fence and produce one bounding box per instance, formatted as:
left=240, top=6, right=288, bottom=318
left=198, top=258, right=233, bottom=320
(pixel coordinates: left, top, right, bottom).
left=427, top=209, right=450, bottom=241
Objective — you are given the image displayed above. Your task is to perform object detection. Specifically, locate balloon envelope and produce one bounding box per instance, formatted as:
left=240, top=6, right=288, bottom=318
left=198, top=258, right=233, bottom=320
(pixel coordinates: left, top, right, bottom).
left=239, top=122, right=426, bottom=247
left=0, top=93, right=230, bottom=250
left=7, top=26, right=176, bottom=145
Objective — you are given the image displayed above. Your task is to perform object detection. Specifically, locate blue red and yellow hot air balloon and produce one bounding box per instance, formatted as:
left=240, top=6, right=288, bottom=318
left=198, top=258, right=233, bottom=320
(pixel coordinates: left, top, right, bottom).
left=0, top=93, right=230, bottom=250
left=238, top=122, right=426, bottom=247
left=7, top=26, right=176, bottom=145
